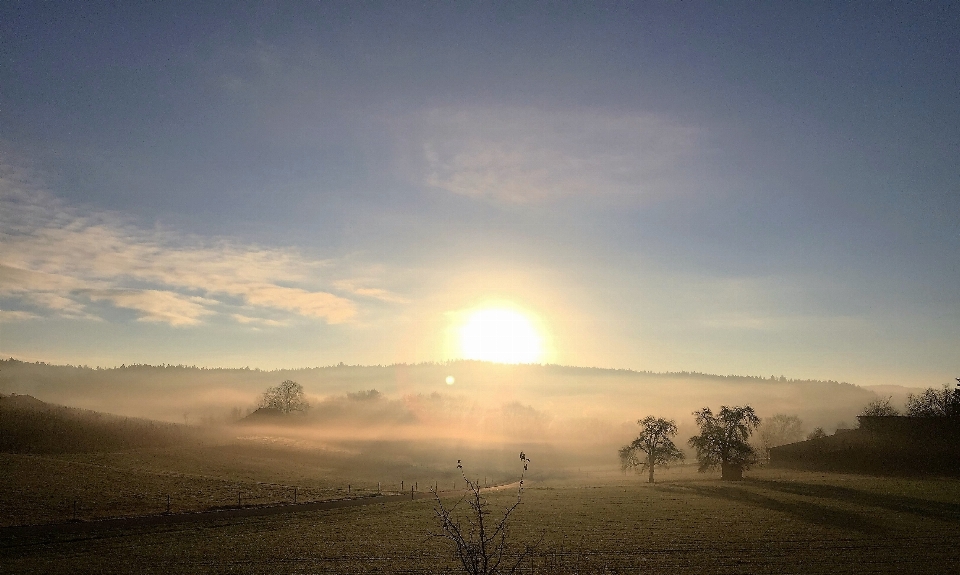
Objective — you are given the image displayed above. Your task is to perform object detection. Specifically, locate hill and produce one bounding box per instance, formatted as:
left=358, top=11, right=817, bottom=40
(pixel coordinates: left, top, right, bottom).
left=0, top=393, right=190, bottom=454
left=0, top=358, right=882, bottom=448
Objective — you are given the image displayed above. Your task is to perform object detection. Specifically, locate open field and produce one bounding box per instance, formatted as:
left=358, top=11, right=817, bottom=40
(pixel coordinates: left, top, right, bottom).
left=3, top=394, right=959, bottom=573
left=3, top=467, right=960, bottom=574
left=0, top=439, right=536, bottom=528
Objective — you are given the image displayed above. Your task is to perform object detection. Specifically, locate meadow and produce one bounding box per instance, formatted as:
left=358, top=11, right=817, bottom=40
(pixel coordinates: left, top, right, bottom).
left=3, top=459, right=960, bottom=574
left=0, top=440, right=506, bottom=527
left=3, top=378, right=958, bottom=573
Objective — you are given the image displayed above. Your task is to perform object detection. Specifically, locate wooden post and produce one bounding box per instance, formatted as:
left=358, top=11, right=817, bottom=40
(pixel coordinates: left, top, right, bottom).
left=401, top=480, right=403, bottom=492
left=411, top=485, right=414, bottom=500
left=348, top=484, right=351, bottom=494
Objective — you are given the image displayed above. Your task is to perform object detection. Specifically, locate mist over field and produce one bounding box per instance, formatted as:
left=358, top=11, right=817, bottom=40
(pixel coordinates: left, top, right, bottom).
left=0, top=358, right=908, bottom=467
left=3, top=2, right=960, bottom=571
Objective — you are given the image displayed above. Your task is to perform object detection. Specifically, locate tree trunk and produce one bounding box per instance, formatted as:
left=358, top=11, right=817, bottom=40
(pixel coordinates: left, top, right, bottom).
left=721, top=462, right=743, bottom=481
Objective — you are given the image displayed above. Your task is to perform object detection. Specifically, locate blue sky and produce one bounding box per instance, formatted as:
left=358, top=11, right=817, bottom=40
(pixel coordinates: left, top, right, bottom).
left=1, top=1, right=958, bottom=386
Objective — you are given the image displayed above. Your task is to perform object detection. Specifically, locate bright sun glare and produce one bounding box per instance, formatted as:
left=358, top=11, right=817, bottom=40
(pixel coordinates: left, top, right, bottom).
left=459, top=308, right=543, bottom=364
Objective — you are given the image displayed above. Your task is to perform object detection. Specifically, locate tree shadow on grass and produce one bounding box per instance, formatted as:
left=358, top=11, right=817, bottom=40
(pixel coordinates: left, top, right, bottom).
left=745, top=479, right=960, bottom=524
left=655, top=484, right=884, bottom=534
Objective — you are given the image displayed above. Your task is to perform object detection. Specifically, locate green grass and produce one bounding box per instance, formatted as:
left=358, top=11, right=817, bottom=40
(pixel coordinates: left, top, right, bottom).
left=3, top=466, right=960, bottom=574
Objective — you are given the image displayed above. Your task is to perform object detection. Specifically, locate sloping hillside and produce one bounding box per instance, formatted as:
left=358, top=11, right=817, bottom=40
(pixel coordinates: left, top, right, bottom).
left=0, top=359, right=878, bottom=433
left=0, top=393, right=190, bottom=454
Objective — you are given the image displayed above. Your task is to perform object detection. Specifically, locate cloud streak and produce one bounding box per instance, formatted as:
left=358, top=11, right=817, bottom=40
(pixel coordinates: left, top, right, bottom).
left=87, top=290, right=217, bottom=326
left=410, top=107, right=699, bottom=204
left=0, top=158, right=388, bottom=327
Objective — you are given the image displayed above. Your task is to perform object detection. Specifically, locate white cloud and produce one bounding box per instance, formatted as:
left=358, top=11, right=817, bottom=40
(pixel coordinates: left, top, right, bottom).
left=0, top=156, right=384, bottom=327
left=0, top=309, right=39, bottom=322
left=332, top=280, right=410, bottom=304
left=242, top=285, right=354, bottom=324
left=231, top=313, right=289, bottom=328
left=88, top=289, right=216, bottom=326
left=409, top=107, right=699, bottom=204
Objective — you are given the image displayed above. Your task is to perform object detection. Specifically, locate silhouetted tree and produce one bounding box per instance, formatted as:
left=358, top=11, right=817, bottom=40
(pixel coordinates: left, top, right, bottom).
left=956, top=379, right=960, bottom=415
left=860, top=396, right=899, bottom=417
left=756, top=414, right=805, bottom=462
left=619, top=416, right=684, bottom=483
left=806, top=427, right=827, bottom=440
left=906, top=384, right=958, bottom=417
left=432, top=453, right=534, bottom=575
left=259, top=380, right=309, bottom=414
left=688, top=405, right=760, bottom=480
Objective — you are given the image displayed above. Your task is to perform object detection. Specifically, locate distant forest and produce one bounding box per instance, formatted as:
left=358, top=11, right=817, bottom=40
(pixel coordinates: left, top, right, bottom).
left=0, top=358, right=878, bottom=438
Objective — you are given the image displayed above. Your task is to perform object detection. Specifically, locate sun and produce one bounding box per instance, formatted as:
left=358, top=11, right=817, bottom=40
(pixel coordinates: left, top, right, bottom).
left=458, top=307, right=543, bottom=364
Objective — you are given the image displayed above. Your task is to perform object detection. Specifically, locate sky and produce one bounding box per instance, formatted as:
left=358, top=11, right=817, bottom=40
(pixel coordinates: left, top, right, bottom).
left=1, top=1, right=958, bottom=387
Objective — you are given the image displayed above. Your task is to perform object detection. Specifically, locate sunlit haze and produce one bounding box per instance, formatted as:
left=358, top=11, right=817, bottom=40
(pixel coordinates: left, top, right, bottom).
left=0, top=2, right=957, bottom=388
left=2, top=6, right=959, bottom=572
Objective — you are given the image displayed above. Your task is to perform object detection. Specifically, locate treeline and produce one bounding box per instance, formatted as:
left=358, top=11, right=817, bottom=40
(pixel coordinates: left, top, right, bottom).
left=0, top=358, right=855, bottom=386
left=0, top=357, right=875, bottom=430
left=862, top=382, right=960, bottom=417
left=0, top=394, right=190, bottom=454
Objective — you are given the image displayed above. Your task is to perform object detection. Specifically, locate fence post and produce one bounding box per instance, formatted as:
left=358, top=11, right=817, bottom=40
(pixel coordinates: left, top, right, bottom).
left=411, top=485, right=414, bottom=500
left=348, top=484, right=351, bottom=494
left=401, top=480, right=404, bottom=492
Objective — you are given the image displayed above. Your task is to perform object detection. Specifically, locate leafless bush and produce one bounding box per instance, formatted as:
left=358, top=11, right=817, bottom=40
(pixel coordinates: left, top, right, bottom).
left=432, top=452, right=535, bottom=575
left=860, top=396, right=899, bottom=417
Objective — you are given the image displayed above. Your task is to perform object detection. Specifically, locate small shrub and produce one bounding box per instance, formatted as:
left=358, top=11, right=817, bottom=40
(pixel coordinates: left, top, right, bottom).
left=860, top=396, right=899, bottom=417
left=432, top=453, right=534, bottom=575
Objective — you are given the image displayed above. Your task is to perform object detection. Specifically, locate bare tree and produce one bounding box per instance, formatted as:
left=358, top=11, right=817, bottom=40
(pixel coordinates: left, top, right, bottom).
left=259, top=380, right=309, bottom=414
left=906, top=384, right=959, bottom=417
left=688, top=405, right=760, bottom=480
left=432, top=453, right=534, bottom=575
left=619, top=416, right=685, bottom=483
left=756, top=414, right=805, bottom=462
left=860, top=396, right=899, bottom=417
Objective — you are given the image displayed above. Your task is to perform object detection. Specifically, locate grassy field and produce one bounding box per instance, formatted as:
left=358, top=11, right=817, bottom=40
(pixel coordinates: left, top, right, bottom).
left=3, top=466, right=960, bottom=574
left=0, top=438, right=532, bottom=527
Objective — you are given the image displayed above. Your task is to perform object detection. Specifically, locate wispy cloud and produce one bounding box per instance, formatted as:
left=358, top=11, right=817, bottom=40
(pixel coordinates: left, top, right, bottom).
left=332, top=280, right=410, bottom=304
left=230, top=313, right=289, bottom=328
left=408, top=107, right=699, bottom=204
left=0, top=309, right=39, bottom=322
left=87, top=289, right=217, bottom=326
left=0, top=156, right=390, bottom=327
